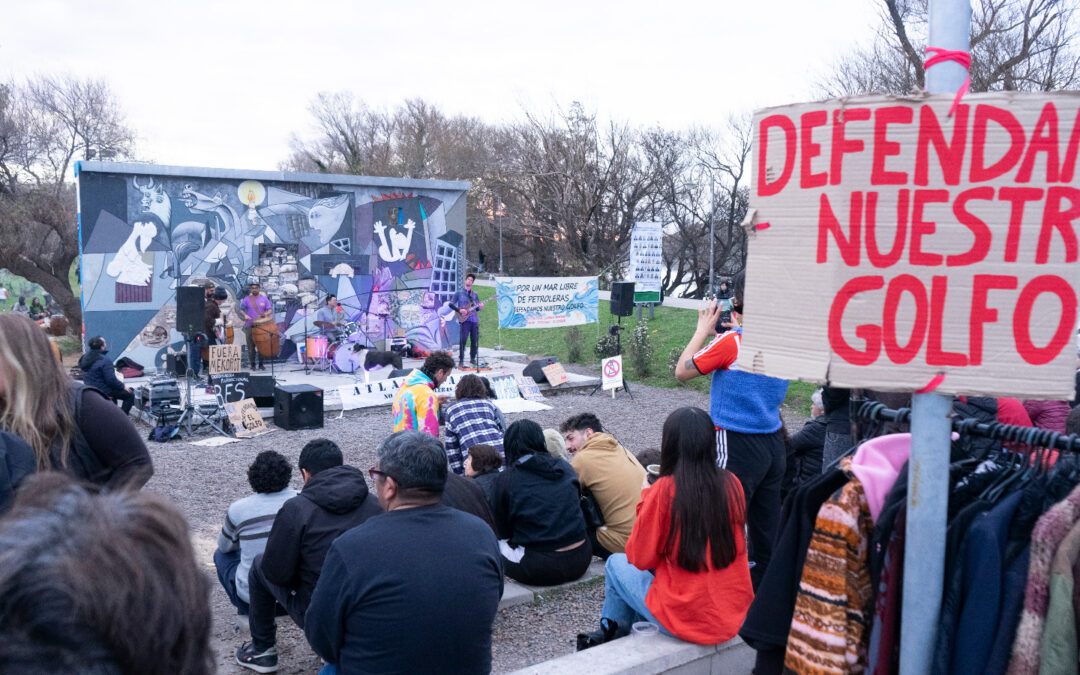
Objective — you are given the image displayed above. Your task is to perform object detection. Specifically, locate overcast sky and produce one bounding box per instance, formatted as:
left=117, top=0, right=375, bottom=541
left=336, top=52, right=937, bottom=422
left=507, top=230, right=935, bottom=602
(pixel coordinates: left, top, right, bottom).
left=2, top=0, right=880, bottom=173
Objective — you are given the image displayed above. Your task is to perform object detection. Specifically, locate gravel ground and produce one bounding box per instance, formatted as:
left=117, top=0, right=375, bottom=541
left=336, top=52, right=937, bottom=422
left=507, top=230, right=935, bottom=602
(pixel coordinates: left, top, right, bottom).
left=141, top=366, right=808, bottom=674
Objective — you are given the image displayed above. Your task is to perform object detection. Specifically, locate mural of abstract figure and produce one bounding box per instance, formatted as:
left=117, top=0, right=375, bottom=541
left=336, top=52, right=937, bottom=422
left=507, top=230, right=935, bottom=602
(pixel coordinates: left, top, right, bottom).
left=77, top=162, right=469, bottom=370
left=107, top=217, right=157, bottom=285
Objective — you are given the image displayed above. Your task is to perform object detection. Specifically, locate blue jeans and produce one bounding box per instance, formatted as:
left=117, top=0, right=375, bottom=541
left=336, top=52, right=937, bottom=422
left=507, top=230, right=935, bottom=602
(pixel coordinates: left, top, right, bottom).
left=318, top=666, right=337, bottom=675
left=212, top=549, right=250, bottom=615
left=187, top=337, right=202, bottom=376
left=601, top=554, right=671, bottom=635
left=459, top=320, right=479, bottom=363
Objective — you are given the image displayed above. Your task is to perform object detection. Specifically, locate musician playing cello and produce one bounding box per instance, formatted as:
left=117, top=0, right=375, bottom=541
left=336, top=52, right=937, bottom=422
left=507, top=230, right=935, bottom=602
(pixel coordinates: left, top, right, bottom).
left=450, top=273, right=484, bottom=369
left=240, top=282, right=273, bottom=371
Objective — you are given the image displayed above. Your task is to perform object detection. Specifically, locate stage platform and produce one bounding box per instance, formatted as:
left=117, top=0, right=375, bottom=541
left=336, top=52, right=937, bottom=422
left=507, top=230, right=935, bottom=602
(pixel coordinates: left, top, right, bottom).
left=126, top=347, right=598, bottom=420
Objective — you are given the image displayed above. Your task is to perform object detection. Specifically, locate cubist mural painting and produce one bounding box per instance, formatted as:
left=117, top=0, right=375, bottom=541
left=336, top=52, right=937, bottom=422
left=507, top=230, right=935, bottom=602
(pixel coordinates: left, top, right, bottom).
left=76, top=162, right=470, bottom=371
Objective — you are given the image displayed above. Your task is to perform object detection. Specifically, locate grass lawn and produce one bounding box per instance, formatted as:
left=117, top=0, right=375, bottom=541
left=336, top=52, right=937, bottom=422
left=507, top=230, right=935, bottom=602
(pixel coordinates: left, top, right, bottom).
left=474, top=286, right=817, bottom=414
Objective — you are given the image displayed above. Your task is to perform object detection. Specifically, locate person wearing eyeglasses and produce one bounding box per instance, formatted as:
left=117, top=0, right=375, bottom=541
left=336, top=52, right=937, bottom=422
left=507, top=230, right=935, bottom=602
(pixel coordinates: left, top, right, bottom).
left=235, top=439, right=382, bottom=674
left=305, top=431, right=503, bottom=675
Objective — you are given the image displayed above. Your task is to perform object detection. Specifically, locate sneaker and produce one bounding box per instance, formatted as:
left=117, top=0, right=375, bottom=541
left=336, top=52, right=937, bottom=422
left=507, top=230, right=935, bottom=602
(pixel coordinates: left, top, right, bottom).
left=235, top=642, right=278, bottom=673
left=576, top=618, right=626, bottom=651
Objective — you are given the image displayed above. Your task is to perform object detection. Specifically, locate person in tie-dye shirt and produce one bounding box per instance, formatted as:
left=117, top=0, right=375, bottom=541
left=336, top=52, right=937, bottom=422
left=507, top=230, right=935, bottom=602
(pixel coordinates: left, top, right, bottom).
left=392, top=352, right=456, bottom=436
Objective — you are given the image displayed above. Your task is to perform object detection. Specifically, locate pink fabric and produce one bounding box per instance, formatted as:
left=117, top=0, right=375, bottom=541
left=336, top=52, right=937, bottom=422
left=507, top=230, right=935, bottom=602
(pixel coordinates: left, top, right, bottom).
left=849, top=434, right=912, bottom=524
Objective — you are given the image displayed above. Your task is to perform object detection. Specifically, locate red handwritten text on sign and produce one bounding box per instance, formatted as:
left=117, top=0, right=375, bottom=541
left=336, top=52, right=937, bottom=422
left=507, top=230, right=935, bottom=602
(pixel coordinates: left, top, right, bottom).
left=742, top=93, right=1080, bottom=398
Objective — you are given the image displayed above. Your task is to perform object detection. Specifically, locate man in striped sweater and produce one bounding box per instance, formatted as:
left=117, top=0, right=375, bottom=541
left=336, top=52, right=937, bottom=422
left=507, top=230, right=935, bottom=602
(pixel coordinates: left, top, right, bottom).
left=214, top=451, right=298, bottom=619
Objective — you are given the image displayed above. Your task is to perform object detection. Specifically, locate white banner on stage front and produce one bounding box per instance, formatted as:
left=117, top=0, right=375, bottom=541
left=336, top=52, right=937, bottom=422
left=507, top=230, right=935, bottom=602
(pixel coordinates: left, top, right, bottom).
left=494, top=276, right=599, bottom=329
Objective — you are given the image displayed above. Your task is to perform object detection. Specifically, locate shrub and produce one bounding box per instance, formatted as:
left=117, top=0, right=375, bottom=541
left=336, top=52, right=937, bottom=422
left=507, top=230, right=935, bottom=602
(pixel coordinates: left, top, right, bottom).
left=565, top=326, right=583, bottom=363
left=627, top=319, right=654, bottom=378
left=594, top=332, right=619, bottom=359
left=667, top=346, right=683, bottom=374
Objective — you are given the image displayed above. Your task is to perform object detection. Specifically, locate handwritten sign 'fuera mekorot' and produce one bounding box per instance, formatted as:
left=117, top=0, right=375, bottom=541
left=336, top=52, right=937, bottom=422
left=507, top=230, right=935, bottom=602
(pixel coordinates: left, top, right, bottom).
left=740, top=92, right=1080, bottom=399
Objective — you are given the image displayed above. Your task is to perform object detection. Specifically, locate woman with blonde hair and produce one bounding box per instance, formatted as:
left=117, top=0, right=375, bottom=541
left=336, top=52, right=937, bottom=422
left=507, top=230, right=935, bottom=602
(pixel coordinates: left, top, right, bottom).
left=0, top=314, right=152, bottom=489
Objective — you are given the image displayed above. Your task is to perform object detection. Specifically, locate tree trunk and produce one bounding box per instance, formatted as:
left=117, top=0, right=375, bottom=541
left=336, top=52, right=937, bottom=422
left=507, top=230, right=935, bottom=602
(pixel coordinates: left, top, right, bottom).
left=7, top=256, right=81, bottom=333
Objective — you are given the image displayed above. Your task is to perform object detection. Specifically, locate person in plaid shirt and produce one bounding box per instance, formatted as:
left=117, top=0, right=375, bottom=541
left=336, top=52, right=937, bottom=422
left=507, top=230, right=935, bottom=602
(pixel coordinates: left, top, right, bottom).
left=443, top=375, right=505, bottom=474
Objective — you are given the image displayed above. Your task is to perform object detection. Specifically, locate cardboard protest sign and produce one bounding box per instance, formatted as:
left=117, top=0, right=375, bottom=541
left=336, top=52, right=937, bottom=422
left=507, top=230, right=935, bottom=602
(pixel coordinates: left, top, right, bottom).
left=495, top=276, right=599, bottom=328
left=630, top=222, right=664, bottom=303
left=741, top=92, right=1080, bottom=398
left=542, top=363, right=569, bottom=387
left=516, top=376, right=545, bottom=401
left=602, top=355, right=624, bottom=391
left=226, top=399, right=270, bottom=438
left=208, top=344, right=242, bottom=375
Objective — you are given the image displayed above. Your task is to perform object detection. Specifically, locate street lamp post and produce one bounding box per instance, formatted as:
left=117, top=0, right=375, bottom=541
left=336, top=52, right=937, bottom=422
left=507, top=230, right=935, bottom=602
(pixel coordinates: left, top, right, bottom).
left=496, top=193, right=503, bottom=275
left=708, top=176, right=716, bottom=295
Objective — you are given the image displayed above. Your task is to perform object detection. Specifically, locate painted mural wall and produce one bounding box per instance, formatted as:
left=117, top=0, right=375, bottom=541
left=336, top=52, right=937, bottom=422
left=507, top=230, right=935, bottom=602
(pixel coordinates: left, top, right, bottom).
left=76, top=163, right=469, bottom=371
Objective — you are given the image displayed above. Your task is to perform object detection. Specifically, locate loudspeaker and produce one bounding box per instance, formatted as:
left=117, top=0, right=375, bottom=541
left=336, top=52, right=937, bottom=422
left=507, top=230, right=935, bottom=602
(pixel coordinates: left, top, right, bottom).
left=274, top=384, right=323, bottom=430
left=175, top=286, right=205, bottom=335
left=610, top=281, right=636, bottom=317
left=249, top=375, right=276, bottom=408
left=166, top=353, right=188, bottom=377
left=522, top=356, right=559, bottom=384
left=388, top=368, right=413, bottom=379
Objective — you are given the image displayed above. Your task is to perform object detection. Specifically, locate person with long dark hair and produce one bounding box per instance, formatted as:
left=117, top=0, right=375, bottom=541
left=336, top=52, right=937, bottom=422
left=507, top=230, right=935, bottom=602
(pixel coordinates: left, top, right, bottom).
left=578, top=407, right=753, bottom=648
left=491, top=419, right=592, bottom=586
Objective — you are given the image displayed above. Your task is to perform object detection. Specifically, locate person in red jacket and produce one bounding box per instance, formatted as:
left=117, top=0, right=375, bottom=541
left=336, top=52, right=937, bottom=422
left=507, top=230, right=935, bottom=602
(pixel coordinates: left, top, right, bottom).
left=577, top=407, right=754, bottom=649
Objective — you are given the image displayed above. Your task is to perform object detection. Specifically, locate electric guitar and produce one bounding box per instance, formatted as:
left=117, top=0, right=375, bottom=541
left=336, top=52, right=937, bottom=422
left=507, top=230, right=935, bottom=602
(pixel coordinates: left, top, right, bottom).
left=449, top=301, right=480, bottom=323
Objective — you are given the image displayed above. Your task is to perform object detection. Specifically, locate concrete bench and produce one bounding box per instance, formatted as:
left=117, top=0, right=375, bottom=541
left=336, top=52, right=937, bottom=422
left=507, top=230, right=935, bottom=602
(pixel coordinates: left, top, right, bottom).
left=507, top=633, right=754, bottom=675
left=498, top=559, right=606, bottom=610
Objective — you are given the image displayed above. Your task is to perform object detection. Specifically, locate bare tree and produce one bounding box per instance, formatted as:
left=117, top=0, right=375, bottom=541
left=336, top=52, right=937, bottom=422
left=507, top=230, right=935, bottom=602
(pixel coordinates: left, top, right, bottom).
left=820, top=0, right=1080, bottom=96
left=0, top=76, right=135, bottom=328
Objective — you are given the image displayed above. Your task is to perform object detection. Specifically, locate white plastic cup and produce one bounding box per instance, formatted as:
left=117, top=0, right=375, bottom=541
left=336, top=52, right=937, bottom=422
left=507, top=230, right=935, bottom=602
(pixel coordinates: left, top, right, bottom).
left=632, top=621, right=659, bottom=637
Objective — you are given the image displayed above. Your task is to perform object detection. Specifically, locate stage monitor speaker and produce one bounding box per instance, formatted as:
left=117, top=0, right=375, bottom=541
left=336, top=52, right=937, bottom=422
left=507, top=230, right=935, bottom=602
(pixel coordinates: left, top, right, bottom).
left=175, top=286, right=206, bottom=335
left=166, top=353, right=188, bottom=377
left=249, top=375, right=276, bottom=408
left=610, top=281, right=636, bottom=317
left=274, top=384, right=323, bottom=430
left=388, top=368, right=413, bottom=379
left=522, top=356, right=559, bottom=384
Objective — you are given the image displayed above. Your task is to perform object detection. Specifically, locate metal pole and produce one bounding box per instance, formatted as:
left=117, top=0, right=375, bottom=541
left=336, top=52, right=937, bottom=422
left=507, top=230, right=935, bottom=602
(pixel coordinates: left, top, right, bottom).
left=708, top=176, right=716, bottom=294
left=900, top=1, right=969, bottom=673
left=497, top=193, right=503, bottom=275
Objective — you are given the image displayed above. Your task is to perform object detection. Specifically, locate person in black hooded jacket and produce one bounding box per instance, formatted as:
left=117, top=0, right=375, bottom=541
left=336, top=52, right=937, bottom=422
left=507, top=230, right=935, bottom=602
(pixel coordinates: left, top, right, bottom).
left=492, top=419, right=591, bottom=586
left=77, top=336, right=135, bottom=415
left=236, top=439, right=382, bottom=673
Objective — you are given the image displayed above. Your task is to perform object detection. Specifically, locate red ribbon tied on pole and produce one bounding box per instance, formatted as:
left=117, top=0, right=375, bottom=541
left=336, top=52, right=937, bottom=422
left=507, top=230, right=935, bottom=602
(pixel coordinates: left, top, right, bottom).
left=924, top=47, right=971, bottom=117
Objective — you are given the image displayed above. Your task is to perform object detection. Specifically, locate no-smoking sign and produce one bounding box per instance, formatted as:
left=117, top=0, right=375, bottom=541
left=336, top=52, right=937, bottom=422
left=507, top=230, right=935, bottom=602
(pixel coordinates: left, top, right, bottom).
left=601, top=355, right=623, bottom=391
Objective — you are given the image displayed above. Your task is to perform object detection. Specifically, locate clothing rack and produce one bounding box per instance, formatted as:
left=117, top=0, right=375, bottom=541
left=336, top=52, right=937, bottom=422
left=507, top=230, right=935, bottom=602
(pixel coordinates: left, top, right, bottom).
left=855, top=400, right=1080, bottom=453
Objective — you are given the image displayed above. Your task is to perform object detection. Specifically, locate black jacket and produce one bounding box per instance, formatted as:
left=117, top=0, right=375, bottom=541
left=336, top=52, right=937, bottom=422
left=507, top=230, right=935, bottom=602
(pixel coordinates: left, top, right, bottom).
left=0, top=431, right=35, bottom=514
left=77, top=349, right=124, bottom=397
left=442, top=471, right=496, bottom=532
left=260, top=465, right=382, bottom=608
left=492, top=453, right=586, bottom=551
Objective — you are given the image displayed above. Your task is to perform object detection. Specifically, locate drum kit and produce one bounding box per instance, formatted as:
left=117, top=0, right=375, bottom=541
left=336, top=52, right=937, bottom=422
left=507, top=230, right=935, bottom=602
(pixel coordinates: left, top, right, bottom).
left=306, top=321, right=370, bottom=374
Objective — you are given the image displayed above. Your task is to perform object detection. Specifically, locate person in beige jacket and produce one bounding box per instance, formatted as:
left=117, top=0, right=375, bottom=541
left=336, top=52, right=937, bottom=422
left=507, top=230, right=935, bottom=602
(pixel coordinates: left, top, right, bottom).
left=561, top=413, right=647, bottom=558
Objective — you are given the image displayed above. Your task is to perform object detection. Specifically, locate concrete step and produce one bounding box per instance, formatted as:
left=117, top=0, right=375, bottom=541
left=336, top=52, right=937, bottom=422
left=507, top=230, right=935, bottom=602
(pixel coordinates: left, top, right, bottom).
left=498, top=559, right=606, bottom=610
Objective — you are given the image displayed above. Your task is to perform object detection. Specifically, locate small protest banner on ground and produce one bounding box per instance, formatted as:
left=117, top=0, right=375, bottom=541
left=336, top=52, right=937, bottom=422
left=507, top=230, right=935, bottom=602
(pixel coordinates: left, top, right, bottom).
left=209, top=344, right=242, bottom=375
left=226, top=399, right=270, bottom=438
left=542, top=363, right=569, bottom=387
left=337, top=373, right=465, bottom=411
left=495, top=276, right=599, bottom=328
left=741, top=92, right=1080, bottom=398
left=516, top=376, right=545, bottom=401
left=491, top=375, right=521, bottom=400
left=602, top=355, right=624, bottom=391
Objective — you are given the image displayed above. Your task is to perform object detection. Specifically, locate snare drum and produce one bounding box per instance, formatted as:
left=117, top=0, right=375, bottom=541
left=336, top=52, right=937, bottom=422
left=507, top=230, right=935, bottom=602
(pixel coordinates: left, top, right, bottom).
left=306, top=336, right=329, bottom=360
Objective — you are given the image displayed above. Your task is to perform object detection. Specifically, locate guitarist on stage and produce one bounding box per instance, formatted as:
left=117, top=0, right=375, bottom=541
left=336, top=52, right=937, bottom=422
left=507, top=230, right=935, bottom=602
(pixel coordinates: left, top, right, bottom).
left=450, top=273, right=484, bottom=368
